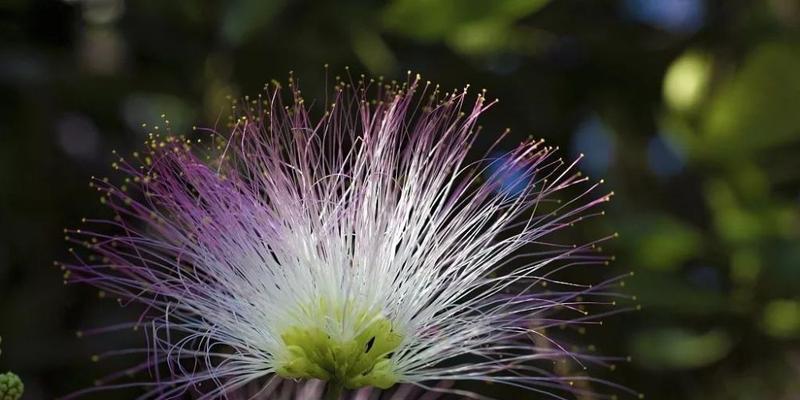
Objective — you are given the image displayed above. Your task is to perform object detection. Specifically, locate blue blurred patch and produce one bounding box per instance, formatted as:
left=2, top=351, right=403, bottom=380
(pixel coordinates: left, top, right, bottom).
left=571, top=116, right=615, bottom=176
left=647, top=133, right=686, bottom=178
left=486, top=152, right=533, bottom=197
left=623, top=0, right=705, bottom=34
left=687, top=265, right=722, bottom=292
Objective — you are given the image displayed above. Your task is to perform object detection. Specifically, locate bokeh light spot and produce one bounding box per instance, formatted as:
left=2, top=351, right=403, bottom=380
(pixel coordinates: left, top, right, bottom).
left=486, top=151, right=533, bottom=197
left=571, top=116, right=615, bottom=176
left=762, top=300, right=800, bottom=338
left=56, top=113, right=101, bottom=161
left=647, top=133, right=686, bottom=177
left=663, top=50, right=711, bottom=112
left=623, top=0, right=705, bottom=34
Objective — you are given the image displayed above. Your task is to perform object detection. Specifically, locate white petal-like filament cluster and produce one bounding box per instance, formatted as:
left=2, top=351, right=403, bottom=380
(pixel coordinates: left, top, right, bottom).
left=63, top=74, right=626, bottom=399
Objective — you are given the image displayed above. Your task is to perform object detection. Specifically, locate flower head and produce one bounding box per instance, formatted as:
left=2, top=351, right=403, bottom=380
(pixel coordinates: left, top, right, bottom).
left=63, top=73, right=631, bottom=399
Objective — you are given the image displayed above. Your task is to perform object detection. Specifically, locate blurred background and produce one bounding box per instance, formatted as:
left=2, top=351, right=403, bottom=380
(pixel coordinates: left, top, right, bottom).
left=1, top=0, right=800, bottom=399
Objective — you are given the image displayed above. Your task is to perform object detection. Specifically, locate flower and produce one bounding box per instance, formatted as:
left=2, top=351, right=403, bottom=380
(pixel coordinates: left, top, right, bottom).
left=63, top=73, right=630, bottom=399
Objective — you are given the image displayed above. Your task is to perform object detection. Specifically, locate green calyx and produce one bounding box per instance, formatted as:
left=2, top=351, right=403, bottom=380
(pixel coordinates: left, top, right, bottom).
left=275, top=304, right=403, bottom=390
left=0, top=372, right=23, bottom=400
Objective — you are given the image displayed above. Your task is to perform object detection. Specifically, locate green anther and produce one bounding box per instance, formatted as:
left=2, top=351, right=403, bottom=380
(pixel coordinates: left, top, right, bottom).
left=0, top=372, right=24, bottom=400
left=275, top=302, right=403, bottom=389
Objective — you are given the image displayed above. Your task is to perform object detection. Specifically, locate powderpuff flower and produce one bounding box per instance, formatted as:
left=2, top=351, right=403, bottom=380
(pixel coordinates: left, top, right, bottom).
left=62, top=73, right=631, bottom=399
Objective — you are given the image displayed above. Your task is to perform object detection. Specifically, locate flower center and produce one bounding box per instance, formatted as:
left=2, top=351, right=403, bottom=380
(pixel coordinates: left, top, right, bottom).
left=275, top=303, right=403, bottom=389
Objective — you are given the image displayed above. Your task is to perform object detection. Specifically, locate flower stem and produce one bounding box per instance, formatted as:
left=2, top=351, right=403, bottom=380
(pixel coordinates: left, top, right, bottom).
left=324, top=382, right=343, bottom=400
